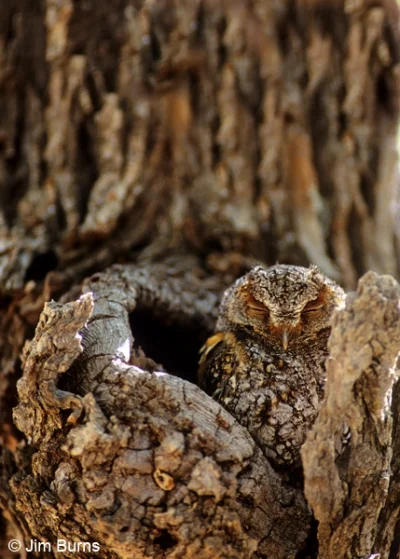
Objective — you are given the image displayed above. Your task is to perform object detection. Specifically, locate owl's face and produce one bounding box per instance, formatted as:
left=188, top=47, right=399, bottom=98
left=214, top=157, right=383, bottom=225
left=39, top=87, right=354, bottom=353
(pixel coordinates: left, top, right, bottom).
left=217, top=264, right=345, bottom=350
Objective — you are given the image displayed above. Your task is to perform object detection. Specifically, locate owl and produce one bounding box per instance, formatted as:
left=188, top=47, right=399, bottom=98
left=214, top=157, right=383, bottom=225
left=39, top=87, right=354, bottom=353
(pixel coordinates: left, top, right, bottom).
left=199, top=264, right=345, bottom=471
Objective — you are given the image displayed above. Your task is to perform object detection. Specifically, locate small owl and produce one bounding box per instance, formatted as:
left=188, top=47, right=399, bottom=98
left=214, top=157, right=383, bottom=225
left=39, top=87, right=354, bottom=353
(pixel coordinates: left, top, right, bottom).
left=199, top=264, right=345, bottom=470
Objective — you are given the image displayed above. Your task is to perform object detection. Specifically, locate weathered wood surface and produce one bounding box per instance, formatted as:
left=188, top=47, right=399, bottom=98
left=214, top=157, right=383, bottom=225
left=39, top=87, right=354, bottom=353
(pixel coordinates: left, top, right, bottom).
left=11, top=263, right=310, bottom=559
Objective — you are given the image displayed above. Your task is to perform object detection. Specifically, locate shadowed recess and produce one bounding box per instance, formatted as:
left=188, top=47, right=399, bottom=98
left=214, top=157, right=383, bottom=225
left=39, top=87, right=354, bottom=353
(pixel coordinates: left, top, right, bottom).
left=24, top=250, right=59, bottom=282
left=129, top=308, right=209, bottom=385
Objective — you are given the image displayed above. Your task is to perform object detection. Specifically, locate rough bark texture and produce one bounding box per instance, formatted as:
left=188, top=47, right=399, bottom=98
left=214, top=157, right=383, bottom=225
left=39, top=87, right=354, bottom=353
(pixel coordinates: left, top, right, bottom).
left=2, top=265, right=399, bottom=559
left=1, top=0, right=400, bottom=290
left=1, top=0, right=400, bottom=558
left=302, top=272, right=400, bottom=559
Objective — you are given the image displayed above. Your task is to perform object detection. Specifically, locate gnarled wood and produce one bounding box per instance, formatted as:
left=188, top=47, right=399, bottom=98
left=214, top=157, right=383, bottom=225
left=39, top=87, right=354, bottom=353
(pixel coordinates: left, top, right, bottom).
left=11, top=265, right=310, bottom=559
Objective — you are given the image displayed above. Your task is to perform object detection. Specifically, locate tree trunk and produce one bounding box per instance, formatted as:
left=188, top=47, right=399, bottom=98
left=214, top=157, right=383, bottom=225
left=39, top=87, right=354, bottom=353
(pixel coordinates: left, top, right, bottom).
left=1, top=1, right=400, bottom=558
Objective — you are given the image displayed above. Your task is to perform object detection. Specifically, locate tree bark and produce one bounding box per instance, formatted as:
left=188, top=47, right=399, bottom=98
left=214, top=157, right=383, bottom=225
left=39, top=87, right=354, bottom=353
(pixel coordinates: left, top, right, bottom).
left=302, top=272, right=400, bottom=559
left=1, top=0, right=400, bottom=558
left=2, top=263, right=399, bottom=558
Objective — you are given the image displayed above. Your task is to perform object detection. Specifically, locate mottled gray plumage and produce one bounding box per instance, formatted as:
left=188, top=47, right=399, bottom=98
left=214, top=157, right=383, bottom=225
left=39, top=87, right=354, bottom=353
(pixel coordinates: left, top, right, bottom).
left=199, top=264, right=345, bottom=469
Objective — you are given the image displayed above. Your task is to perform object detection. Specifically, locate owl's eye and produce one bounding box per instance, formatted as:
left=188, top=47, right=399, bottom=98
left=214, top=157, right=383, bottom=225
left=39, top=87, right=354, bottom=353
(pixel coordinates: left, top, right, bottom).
left=302, top=297, right=324, bottom=313
left=247, top=294, right=269, bottom=317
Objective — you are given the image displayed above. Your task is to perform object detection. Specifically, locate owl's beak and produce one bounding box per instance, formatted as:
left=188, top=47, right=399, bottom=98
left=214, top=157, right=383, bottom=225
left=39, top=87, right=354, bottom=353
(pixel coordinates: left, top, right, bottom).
left=281, top=329, right=289, bottom=351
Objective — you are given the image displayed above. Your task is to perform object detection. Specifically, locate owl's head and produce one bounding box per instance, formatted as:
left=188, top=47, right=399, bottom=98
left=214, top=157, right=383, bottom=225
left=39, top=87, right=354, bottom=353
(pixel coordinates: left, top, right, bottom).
left=216, top=264, right=345, bottom=350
